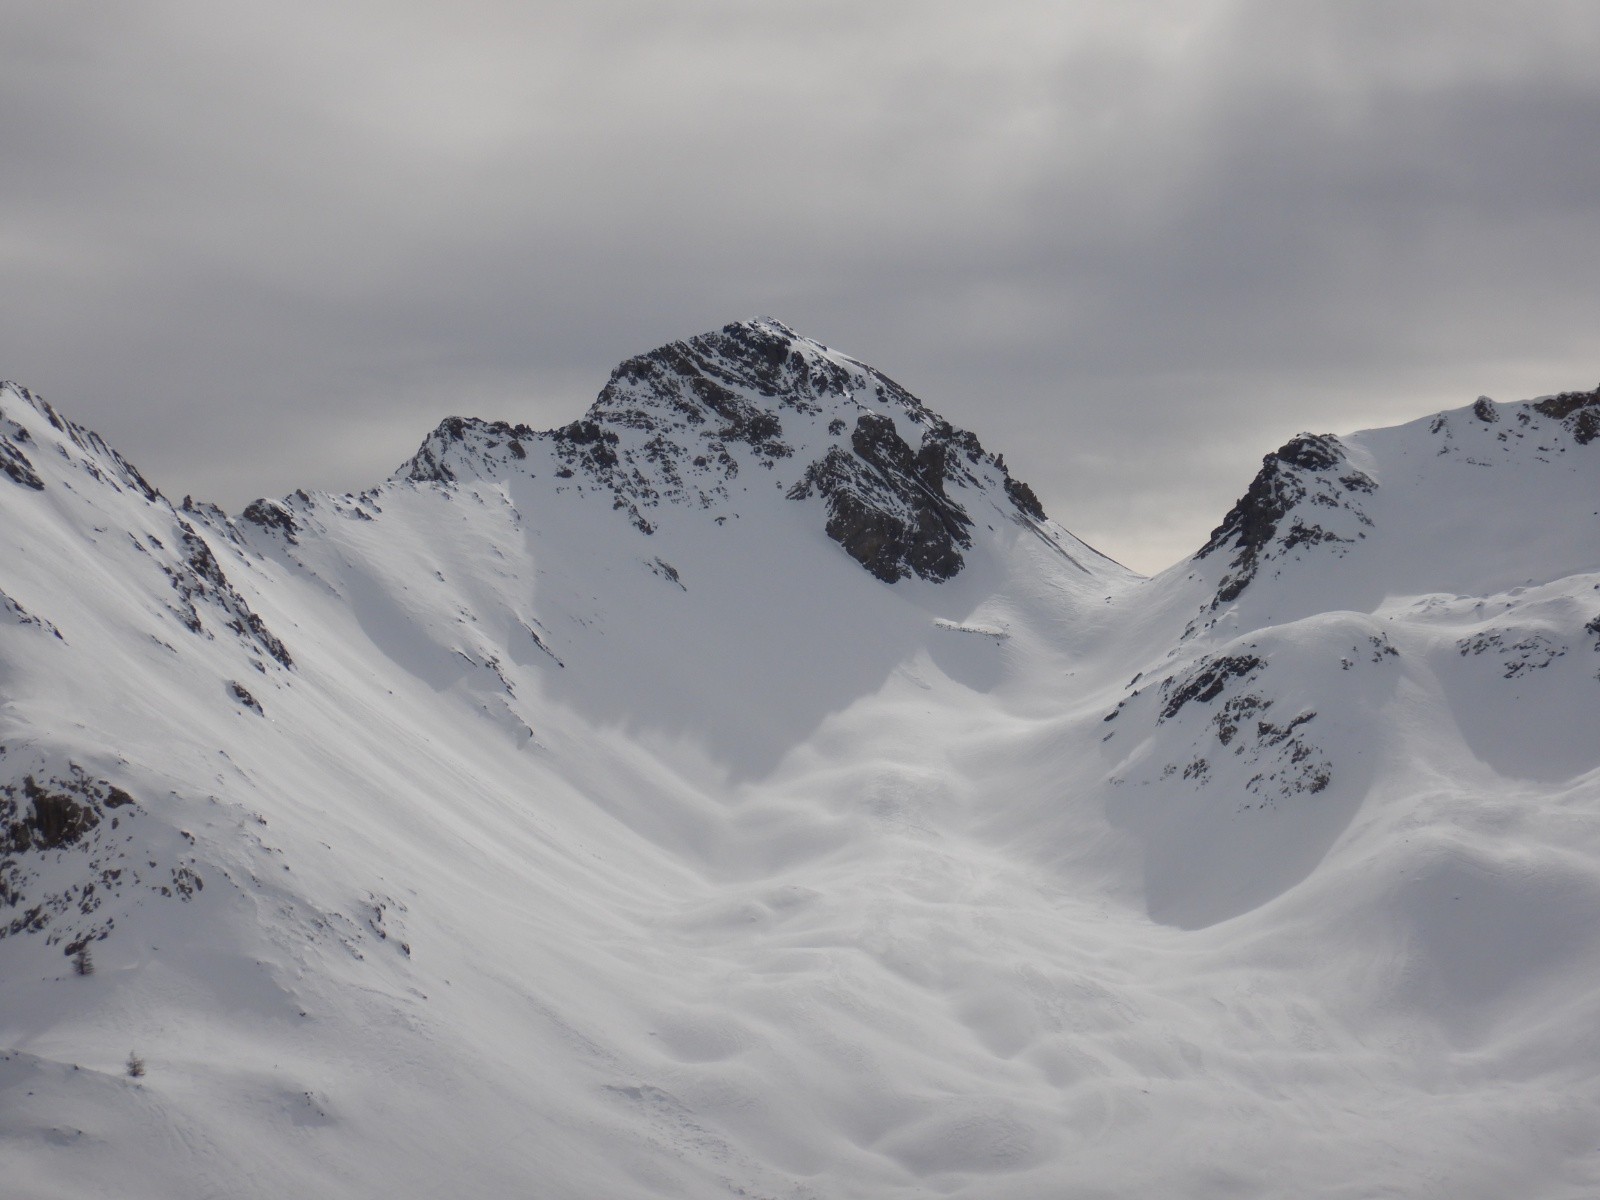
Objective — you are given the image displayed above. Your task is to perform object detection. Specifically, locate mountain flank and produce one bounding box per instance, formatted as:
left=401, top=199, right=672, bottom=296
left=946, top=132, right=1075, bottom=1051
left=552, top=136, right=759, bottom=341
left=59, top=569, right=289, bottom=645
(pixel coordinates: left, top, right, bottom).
left=0, top=329, right=1597, bottom=1200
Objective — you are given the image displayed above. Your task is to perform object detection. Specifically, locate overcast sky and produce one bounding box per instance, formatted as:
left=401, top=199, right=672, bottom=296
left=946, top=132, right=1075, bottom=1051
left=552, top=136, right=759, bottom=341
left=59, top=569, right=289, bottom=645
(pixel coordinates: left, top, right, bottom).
left=5, top=1, right=1599, bottom=573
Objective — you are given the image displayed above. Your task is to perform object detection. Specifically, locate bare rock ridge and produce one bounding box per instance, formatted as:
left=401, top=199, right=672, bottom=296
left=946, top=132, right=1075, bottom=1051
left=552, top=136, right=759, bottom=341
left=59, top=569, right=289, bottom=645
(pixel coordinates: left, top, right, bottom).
left=1194, top=381, right=1600, bottom=610
left=397, top=318, right=1051, bottom=583
left=1196, top=433, right=1377, bottom=607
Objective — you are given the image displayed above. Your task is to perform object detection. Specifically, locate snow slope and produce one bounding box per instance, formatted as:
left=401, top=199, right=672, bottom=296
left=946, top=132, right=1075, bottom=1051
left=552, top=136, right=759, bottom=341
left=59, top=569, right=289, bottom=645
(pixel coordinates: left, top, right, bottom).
left=1, top=327, right=1597, bottom=1198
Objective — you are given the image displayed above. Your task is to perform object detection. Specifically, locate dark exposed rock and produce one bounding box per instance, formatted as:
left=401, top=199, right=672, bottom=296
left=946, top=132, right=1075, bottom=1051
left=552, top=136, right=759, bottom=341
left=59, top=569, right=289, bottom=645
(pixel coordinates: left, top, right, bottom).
left=551, top=418, right=622, bottom=470
left=606, top=320, right=853, bottom=413
left=114, top=456, right=160, bottom=503
left=1004, top=476, right=1047, bottom=521
left=1457, top=629, right=1567, bottom=678
left=402, top=417, right=542, bottom=484
left=1, top=764, right=201, bottom=950
left=786, top=403, right=1043, bottom=583
left=1213, top=692, right=1268, bottom=747
left=241, top=499, right=301, bottom=544
left=181, top=495, right=230, bottom=524
left=1274, top=435, right=1344, bottom=472
left=593, top=328, right=805, bottom=470
left=1151, top=652, right=1333, bottom=804
left=3, top=771, right=121, bottom=941
left=1159, top=654, right=1265, bottom=721
left=851, top=412, right=915, bottom=475
left=588, top=321, right=1053, bottom=577
left=0, top=392, right=45, bottom=489
left=1196, top=434, right=1374, bottom=606
left=0, top=431, right=44, bottom=490
left=164, top=523, right=294, bottom=668
left=0, top=589, right=63, bottom=640
left=520, top=622, right=565, bottom=668
left=1367, top=634, right=1400, bottom=662
left=1472, top=396, right=1499, bottom=423
left=228, top=680, right=264, bottom=714
left=788, top=412, right=977, bottom=583
left=646, top=557, right=686, bottom=590
left=1531, top=384, right=1600, bottom=421
left=2, top=777, right=102, bottom=854
left=1532, top=384, right=1600, bottom=445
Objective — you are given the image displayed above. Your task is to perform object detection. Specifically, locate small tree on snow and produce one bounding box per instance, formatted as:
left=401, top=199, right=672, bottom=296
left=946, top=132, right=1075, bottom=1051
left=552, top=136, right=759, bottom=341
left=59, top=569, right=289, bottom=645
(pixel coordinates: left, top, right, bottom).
left=126, top=1051, right=146, bottom=1078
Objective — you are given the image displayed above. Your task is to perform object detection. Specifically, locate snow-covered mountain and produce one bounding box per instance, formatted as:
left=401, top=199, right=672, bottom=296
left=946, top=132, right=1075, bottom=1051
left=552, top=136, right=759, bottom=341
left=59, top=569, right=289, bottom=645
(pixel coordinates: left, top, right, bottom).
left=2, top=322, right=1597, bottom=1199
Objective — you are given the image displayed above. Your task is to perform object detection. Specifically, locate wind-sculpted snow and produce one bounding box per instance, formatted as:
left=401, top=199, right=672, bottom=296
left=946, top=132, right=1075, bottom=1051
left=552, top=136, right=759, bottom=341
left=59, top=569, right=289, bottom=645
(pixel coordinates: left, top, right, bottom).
left=1099, top=614, right=1400, bottom=927
left=2, top=352, right=1600, bottom=1199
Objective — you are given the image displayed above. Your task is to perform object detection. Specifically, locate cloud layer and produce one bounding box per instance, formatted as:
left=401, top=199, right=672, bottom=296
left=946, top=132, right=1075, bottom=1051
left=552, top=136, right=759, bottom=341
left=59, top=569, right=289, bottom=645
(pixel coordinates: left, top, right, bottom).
left=5, top=1, right=1599, bottom=571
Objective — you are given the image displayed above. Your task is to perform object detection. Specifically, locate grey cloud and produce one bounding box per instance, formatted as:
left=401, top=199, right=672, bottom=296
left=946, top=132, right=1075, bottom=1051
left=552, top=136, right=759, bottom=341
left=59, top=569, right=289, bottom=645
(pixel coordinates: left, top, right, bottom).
left=3, top=1, right=1599, bottom=573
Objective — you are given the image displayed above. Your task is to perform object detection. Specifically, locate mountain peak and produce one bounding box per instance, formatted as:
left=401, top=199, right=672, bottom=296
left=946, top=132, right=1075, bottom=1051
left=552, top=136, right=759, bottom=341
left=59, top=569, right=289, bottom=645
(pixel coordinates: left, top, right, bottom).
left=1195, top=432, right=1375, bottom=606
left=395, top=320, right=1070, bottom=583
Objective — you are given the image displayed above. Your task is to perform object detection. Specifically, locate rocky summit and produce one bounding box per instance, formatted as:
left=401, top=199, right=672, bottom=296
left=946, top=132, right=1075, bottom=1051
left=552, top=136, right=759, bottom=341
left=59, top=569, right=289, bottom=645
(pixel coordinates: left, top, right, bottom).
left=400, top=318, right=1052, bottom=581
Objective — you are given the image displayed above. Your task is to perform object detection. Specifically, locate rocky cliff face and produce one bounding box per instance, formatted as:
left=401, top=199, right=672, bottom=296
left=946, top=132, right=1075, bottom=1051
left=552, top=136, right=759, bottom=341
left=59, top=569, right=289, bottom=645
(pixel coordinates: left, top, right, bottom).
left=1195, top=433, right=1377, bottom=607
left=1530, top=383, right=1600, bottom=444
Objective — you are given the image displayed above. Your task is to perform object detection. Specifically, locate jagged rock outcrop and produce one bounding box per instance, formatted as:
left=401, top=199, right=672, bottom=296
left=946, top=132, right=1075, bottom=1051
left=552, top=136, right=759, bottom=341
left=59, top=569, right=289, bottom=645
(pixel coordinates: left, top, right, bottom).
left=1531, top=383, right=1600, bottom=445
left=1196, top=433, right=1376, bottom=606
left=787, top=412, right=975, bottom=582
left=0, top=763, right=146, bottom=951
left=166, top=522, right=294, bottom=668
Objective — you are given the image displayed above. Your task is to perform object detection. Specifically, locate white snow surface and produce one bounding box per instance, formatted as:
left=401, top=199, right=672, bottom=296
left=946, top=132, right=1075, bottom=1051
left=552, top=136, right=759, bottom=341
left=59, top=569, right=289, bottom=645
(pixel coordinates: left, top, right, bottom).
left=2, top=327, right=1598, bottom=1199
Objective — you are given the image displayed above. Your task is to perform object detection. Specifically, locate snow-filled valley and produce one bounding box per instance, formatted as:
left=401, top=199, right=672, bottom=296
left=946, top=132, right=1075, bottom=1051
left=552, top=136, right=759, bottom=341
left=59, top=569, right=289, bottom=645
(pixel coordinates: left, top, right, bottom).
left=2, top=319, right=1598, bottom=1198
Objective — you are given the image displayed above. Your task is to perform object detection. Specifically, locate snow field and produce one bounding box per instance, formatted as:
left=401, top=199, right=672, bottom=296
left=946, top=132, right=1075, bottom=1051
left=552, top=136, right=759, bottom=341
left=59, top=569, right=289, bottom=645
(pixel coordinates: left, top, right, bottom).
left=2, top=356, right=1599, bottom=1197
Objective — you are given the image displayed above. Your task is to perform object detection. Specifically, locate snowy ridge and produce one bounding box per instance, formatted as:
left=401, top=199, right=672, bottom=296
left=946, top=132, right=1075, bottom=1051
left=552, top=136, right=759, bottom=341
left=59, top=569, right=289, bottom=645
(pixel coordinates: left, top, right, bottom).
left=1182, top=383, right=1600, bottom=627
left=0, top=381, right=162, bottom=502
left=2, top=344, right=1599, bottom=1198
